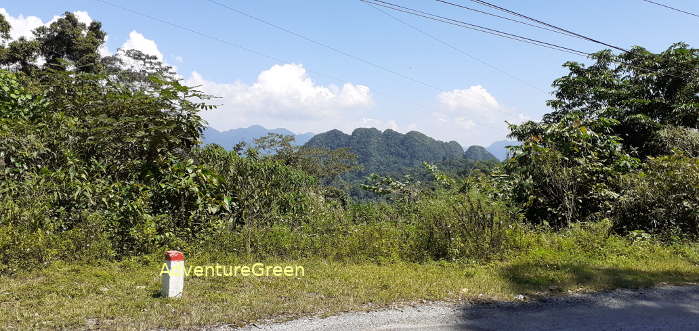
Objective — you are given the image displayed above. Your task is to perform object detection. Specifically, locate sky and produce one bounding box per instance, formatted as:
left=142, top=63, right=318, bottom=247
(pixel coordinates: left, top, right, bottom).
left=2, top=0, right=699, bottom=146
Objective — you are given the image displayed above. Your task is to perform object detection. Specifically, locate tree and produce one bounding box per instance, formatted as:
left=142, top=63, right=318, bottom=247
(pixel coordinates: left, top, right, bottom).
left=544, top=43, right=699, bottom=158
left=34, top=12, right=106, bottom=73
left=0, top=13, right=10, bottom=42
left=253, top=133, right=360, bottom=181
left=505, top=115, right=639, bottom=227
left=0, top=12, right=107, bottom=74
left=613, top=154, right=699, bottom=237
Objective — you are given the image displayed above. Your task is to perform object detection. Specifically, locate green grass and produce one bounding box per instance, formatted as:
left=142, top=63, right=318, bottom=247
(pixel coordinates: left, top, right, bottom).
left=3, top=234, right=699, bottom=330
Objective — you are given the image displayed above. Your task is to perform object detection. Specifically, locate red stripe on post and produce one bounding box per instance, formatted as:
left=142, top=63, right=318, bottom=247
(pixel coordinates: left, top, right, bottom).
left=165, top=250, right=184, bottom=261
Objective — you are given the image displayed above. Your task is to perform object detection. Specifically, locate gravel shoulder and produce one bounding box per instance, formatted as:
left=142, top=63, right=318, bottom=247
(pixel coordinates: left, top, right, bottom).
left=233, top=285, right=699, bottom=331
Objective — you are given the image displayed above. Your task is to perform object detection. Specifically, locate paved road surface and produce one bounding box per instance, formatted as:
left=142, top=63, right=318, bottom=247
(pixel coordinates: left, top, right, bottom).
left=235, top=285, right=699, bottom=330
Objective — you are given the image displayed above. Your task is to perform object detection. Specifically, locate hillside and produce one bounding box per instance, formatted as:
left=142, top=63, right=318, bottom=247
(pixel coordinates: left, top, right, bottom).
left=305, top=128, right=464, bottom=179
left=203, top=125, right=314, bottom=150
left=303, top=128, right=499, bottom=197
left=464, top=145, right=499, bottom=162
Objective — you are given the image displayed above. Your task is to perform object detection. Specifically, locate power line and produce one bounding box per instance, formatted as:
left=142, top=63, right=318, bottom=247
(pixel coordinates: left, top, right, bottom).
left=434, top=0, right=575, bottom=38
left=365, top=2, right=548, bottom=94
left=92, top=0, right=324, bottom=76
left=640, top=0, right=699, bottom=18
left=457, top=0, right=629, bottom=53
left=362, top=0, right=590, bottom=57
left=204, top=0, right=443, bottom=91
left=458, top=0, right=698, bottom=80
left=367, top=0, right=694, bottom=81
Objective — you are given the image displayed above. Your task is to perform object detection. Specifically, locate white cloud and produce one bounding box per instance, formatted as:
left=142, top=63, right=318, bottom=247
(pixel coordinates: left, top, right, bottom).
left=1, top=8, right=110, bottom=56
left=70, top=11, right=93, bottom=25
left=0, top=9, right=97, bottom=41
left=189, top=64, right=374, bottom=133
left=98, top=35, right=111, bottom=57
left=175, top=55, right=184, bottom=63
left=438, top=85, right=500, bottom=112
left=121, top=31, right=163, bottom=61
left=430, top=85, right=529, bottom=145
left=0, top=8, right=45, bottom=40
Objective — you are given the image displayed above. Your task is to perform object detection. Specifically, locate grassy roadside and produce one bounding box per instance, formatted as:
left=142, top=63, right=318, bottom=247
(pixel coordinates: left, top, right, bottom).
left=3, top=233, right=699, bottom=330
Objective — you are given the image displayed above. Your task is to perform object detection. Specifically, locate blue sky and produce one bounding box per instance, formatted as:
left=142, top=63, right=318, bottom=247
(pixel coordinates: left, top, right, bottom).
left=2, top=0, right=699, bottom=146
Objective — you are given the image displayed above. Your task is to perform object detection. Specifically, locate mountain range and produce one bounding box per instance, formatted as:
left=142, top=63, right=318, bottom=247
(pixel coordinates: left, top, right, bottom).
left=305, top=128, right=499, bottom=197
left=203, top=125, right=501, bottom=198
left=305, top=128, right=466, bottom=177
left=203, top=125, right=512, bottom=162
left=202, top=125, right=314, bottom=150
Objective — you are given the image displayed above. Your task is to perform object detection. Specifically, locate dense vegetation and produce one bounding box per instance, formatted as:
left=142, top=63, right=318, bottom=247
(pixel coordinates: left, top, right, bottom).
left=0, top=12, right=697, bottom=279
left=505, top=43, right=699, bottom=232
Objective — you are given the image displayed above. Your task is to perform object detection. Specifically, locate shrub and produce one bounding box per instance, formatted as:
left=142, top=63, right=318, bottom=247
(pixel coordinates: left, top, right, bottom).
left=416, top=191, right=518, bottom=261
left=612, top=154, right=699, bottom=237
left=647, top=126, right=699, bottom=158
left=505, top=115, right=639, bottom=227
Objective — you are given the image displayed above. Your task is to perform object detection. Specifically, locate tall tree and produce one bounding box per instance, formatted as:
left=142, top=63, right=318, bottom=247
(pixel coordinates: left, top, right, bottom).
left=0, top=12, right=107, bottom=74
left=34, top=12, right=106, bottom=72
left=0, top=13, right=10, bottom=41
left=545, top=43, right=699, bottom=157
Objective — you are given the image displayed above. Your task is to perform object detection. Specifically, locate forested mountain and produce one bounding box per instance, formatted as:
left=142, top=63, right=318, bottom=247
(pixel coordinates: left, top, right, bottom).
left=203, top=125, right=314, bottom=150
left=304, top=128, right=497, bottom=197
left=306, top=128, right=462, bottom=177
left=464, top=145, right=498, bottom=161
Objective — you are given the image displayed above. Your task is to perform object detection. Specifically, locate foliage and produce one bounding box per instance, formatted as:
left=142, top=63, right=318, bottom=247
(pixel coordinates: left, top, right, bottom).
left=416, top=191, right=519, bottom=261
left=612, top=154, right=699, bottom=237
left=361, top=173, right=422, bottom=203
left=505, top=115, right=639, bottom=227
left=193, top=144, right=318, bottom=230
left=0, top=13, right=10, bottom=42
left=647, top=126, right=699, bottom=157
left=253, top=133, right=360, bottom=181
left=0, top=12, right=233, bottom=271
left=1, top=9, right=698, bottom=280
left=0, top=70, right=46, bottom=120
left=545, top=43, right=699, bottom=157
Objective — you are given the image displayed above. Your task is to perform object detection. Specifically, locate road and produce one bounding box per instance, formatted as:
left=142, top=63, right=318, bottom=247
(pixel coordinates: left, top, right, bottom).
left=235, top=285, right=699, bottom=330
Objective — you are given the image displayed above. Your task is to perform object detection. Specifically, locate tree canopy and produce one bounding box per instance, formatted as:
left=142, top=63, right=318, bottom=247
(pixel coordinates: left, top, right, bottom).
left=544, top=43, right=699, bottom=157
left=506, top=43, right=699, bottom=229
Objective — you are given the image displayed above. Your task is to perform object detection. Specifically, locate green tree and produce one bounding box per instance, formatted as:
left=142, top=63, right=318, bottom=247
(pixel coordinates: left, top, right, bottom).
left=505, top=115, right=639, bottom=227
left=613, top=154, right=699, bottom=237
left=0, top=13, right=10, bottom=42
left=34, top=12, right=106, bottom=73
left=545, top=43, right=699, bottom=157
left=0, top=12, right=106, bottom=74
left=253, top=133, right=360, bottom=181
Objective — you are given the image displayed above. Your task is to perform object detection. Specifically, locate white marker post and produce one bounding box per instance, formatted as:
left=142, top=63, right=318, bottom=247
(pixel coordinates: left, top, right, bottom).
left=161, top=250, right=185, bottom=298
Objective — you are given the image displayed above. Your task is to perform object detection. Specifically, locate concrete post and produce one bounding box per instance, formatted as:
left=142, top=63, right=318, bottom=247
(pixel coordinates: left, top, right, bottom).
left=161, top=250, right=184, bottom=298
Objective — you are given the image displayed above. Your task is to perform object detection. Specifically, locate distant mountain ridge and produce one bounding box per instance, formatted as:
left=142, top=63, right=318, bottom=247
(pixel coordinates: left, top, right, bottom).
left=305, top=128, right=464, bottom=177
left=203, top=125, right=314, bottom=150
left=464, top=145, right=499, bottom=162
left=487, top=140, right=520, bottom=161
left=304, top=128, right=498, bottom=198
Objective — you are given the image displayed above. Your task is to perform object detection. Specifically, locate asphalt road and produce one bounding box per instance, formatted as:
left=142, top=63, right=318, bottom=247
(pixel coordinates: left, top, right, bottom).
left=234, top=285, right=699, bottom=331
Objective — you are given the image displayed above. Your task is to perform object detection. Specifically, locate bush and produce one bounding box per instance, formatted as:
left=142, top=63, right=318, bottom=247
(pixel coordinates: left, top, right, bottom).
left=505, top=115, right=639, bottom=228
left=647, top=126, right=699, bottom=158
left=612, top=154, right=699, bottom=237
left=416, top=191, right=519, bottom=261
